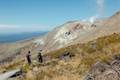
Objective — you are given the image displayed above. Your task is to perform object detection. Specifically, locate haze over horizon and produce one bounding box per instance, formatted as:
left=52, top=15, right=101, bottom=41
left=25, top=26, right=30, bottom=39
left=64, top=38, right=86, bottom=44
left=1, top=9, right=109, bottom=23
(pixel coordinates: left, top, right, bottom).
left=0, top=0, right=120, bottom=34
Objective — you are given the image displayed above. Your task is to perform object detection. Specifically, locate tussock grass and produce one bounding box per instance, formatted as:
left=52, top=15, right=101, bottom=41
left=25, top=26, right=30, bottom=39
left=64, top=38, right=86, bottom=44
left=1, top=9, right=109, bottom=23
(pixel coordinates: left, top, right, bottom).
left=1, top=33, right=120, bottom=80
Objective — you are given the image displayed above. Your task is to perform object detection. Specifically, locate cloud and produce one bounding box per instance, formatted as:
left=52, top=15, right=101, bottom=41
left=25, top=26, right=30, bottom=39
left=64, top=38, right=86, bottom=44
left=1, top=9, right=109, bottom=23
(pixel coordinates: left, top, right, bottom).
left=0, top=25, right=18, bottom=29
left=0, top=24, right=48, bottom=34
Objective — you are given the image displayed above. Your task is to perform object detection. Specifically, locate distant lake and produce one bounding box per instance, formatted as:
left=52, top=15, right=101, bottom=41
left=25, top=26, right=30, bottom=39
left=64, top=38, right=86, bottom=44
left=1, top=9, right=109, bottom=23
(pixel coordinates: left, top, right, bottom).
left=0, top=32, right=47, bottom=43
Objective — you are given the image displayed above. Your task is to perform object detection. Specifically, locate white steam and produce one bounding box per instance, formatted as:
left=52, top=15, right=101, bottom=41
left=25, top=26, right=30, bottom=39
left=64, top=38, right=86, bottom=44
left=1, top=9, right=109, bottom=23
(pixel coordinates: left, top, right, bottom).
left=82, top=15, right=98, bottom=24
left=97, top=0, right=105, bottom=17
left=89, top=16, right=98, bottom=23
left=85, top=0, right=105, bottom=23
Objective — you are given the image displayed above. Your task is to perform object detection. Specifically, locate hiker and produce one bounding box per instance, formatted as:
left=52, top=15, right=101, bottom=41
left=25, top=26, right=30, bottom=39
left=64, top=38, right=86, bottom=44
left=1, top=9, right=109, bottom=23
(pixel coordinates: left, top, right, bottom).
left=37, top=50, right=43, bottom=63
left=26, top=51, right=32, bottom=65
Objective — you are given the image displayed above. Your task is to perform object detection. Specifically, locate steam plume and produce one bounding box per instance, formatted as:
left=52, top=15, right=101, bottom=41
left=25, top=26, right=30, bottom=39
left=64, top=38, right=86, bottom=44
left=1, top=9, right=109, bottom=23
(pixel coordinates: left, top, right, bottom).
left=97, top=0, right=105, bottom=17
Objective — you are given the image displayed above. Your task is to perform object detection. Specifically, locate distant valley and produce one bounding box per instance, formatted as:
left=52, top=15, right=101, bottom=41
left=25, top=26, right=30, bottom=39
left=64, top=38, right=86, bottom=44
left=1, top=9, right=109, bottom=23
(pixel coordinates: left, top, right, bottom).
left=0, top=31, right=47, bottom=43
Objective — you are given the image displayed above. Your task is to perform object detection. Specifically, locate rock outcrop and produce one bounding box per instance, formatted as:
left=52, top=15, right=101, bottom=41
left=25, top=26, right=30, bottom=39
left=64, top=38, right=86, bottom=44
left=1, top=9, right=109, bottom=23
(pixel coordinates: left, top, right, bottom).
left=85, top=55, right=120, bottom=80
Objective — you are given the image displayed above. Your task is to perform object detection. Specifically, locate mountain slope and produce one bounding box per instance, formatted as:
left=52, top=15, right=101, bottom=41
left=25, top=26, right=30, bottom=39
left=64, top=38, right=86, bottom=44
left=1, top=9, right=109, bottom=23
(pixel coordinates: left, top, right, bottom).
left=33, top=11, right=120, bottom=53
left=2, top=33, right=120, bottom=80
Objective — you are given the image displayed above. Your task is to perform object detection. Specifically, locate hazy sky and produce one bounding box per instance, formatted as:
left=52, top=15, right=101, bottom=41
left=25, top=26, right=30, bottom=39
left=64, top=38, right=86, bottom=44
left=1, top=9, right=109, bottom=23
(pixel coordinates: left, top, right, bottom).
left=0, top=0, right=120, bottom=34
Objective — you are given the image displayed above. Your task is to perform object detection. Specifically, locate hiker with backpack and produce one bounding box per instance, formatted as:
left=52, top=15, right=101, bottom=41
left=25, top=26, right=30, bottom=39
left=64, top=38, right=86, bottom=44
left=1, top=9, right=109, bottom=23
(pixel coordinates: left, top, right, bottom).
left=37, top=50, right=43, bottom=63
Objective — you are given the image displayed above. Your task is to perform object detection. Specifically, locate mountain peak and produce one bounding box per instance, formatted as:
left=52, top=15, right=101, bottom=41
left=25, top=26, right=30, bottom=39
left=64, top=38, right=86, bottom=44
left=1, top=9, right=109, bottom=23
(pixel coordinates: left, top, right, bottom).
left=111, top=11, right=120, bottom=18
left=115, top=11, right=120, bottom=15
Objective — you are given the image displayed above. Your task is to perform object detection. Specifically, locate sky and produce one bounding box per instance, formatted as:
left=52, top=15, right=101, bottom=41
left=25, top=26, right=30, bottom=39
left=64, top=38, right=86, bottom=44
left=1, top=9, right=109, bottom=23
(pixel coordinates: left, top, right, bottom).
left=0, top=0, right=120, bottom=34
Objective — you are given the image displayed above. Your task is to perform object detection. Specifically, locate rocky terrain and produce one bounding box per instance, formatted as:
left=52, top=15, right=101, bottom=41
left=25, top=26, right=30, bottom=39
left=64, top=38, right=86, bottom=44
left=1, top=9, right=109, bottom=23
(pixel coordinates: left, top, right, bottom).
left=0, top=11, right=120, bottom=80
left=85, top=58, right=120, bottom=80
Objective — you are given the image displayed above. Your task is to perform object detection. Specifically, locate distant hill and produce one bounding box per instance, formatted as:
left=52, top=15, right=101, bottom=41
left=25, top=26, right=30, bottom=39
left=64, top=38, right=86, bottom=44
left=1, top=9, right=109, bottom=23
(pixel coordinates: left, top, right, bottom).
left=0, top=31, right=47, bottom=43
